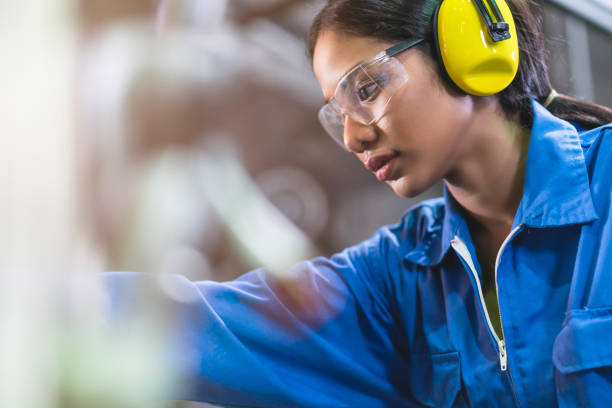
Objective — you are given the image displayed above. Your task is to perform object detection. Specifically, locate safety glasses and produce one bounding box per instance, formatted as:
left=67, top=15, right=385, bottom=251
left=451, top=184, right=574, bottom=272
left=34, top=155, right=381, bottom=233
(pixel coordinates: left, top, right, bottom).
left=318, top=38, right=423, bottom=149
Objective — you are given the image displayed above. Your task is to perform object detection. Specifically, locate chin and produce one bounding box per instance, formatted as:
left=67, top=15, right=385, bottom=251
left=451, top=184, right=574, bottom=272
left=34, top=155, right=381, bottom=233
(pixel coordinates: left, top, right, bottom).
left=388, top=176, right=427, bottom=198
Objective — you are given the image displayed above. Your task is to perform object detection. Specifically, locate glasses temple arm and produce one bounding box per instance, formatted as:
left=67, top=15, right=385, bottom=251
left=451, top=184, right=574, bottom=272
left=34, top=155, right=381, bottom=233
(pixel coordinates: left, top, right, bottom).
left=385, top=38, right=424, bottom=58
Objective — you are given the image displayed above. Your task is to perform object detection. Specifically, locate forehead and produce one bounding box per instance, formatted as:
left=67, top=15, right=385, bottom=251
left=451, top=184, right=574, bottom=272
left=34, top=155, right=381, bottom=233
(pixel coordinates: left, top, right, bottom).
left=313, top=30, right=393, bottom=101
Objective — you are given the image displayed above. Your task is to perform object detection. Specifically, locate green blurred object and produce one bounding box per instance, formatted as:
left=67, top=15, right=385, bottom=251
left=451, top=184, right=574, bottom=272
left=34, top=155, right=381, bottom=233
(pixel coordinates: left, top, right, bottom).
left=56, top=322, right=175, bottom=408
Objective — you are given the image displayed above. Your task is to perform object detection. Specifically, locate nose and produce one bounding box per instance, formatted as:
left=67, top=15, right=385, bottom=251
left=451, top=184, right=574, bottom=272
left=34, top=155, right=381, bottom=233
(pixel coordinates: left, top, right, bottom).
left=343, top=116, right=377, bottom=153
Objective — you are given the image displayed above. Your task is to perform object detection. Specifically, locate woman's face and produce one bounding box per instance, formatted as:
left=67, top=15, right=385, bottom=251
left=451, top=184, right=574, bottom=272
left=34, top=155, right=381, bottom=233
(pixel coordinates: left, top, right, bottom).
left=313, top=30, right=476, bottom=198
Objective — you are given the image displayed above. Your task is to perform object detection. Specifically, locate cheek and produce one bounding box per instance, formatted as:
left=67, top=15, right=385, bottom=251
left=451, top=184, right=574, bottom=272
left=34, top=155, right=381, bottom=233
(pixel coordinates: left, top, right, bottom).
left=383, top=79, right=437, bottom=130
left=379, top=89, right=444, bottom=150
left=388, top=80, right=472, bottom=149
left=381, top=90, right=471, bottom=190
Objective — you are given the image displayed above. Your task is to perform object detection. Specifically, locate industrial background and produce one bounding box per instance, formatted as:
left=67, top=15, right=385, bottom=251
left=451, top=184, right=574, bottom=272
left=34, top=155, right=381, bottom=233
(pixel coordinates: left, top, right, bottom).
left=78, top=0, right=612, bottom=284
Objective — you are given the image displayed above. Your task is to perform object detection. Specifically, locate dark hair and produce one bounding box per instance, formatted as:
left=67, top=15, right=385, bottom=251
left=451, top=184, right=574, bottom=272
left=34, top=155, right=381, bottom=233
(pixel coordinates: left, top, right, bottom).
left=308, top=0, right=612, bottom=129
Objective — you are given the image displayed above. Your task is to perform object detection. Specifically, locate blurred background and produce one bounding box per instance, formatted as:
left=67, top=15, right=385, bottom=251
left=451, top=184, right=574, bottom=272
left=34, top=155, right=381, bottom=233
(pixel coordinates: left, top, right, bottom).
left=1, top=0, right=610, bottom=407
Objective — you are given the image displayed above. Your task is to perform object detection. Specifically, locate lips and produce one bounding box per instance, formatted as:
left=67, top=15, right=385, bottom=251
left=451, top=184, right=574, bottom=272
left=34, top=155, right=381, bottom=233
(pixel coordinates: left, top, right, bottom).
left=365, top=153, right=399, bottom=182
left=365, top=153, right=397, bottom=172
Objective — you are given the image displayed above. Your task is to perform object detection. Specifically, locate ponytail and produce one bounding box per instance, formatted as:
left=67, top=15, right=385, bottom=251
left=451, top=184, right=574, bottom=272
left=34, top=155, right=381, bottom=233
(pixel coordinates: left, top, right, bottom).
left=544, top=93, right=612, bottom=130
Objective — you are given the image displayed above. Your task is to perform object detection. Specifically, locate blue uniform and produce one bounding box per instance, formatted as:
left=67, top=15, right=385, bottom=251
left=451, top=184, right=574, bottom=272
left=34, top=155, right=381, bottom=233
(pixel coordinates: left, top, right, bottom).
left=106, top=100, right=612, bottom=407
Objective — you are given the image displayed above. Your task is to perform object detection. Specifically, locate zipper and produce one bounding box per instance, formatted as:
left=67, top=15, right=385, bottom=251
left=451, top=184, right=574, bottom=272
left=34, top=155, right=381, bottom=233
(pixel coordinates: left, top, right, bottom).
left=451, top=224, right=524, bottom=406
left=494, top=225, right=523, bottom=367
left=451, top=236, right=507, bottom=370
left=499, top=338, right=507, bottom=371
left=494, top=225, right=524, bottom=407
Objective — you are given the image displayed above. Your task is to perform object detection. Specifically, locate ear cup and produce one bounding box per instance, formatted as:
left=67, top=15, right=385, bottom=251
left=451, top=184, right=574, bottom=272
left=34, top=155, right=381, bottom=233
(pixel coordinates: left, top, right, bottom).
left=432, top=2, right=467, bottom=95
left=434, top=0, right=520, bottom=96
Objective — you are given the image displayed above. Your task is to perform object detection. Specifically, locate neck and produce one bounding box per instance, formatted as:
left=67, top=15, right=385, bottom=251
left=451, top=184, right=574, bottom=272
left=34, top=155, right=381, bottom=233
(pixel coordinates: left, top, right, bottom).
left=444, top=101, right=530, bottom=235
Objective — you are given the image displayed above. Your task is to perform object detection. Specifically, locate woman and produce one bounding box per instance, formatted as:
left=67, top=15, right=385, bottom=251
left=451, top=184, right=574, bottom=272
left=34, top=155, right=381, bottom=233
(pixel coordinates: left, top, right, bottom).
left=106, top=0, right=612, bottom=406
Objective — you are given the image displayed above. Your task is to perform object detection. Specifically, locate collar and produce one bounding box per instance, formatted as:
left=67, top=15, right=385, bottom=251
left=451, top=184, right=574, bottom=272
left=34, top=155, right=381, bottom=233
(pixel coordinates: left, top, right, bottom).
left=404, top=99, right=598, bottom=267
left=513, top=100, right=598, bottom=228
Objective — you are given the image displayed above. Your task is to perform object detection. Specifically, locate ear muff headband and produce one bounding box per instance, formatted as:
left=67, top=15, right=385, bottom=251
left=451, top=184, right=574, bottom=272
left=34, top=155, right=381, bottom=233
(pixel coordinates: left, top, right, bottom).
left=433, top=0, right=520, bottom=96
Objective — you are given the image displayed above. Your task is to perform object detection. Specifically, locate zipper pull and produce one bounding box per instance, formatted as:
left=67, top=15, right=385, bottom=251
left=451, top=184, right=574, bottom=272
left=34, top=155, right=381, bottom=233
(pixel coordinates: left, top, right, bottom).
left=499, top=339, right=508, bottom=371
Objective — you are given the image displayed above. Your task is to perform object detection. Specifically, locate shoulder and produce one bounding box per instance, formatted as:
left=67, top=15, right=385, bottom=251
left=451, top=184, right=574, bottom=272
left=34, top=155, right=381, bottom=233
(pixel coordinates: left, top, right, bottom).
left=318, top=197, right=445, bottom=317
left=577, top=124, right=612, bottom=183
left=576, top=124, right=612, bottom=224
left=578, top=123, right=612, bottom=155
left=339, top=197, right=446, bottom=267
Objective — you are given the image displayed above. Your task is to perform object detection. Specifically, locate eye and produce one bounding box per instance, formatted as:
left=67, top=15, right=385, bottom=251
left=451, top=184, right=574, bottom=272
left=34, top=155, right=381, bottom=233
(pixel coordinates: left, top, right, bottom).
left=355, top=71, right=389, bottom=102
left=357, top=82, right=380, bottom=102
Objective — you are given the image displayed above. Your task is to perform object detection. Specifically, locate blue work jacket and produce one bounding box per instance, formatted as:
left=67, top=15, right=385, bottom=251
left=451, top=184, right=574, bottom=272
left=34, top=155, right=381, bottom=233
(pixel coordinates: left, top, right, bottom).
left=106, top=100, right=612, bottom=407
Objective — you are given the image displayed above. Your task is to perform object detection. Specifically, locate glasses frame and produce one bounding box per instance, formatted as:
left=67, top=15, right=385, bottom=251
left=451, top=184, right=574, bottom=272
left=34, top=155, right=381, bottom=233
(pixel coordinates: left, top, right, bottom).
left=318, top=38, right=424, bottom=149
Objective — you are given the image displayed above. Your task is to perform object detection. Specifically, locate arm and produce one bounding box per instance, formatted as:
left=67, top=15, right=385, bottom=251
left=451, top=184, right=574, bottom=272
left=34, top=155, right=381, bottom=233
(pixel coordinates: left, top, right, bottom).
left=104, top=238, right=413, bottom=408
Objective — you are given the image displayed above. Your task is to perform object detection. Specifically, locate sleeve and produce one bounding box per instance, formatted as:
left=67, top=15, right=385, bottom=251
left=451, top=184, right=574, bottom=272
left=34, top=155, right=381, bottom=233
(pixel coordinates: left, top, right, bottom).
left=103, top=236, right=416, bottom=408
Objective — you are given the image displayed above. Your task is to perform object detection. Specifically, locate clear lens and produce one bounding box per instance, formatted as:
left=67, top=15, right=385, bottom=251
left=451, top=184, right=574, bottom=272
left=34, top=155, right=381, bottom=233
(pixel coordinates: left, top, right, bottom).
left=318, top=102, right=346, bottom=148
left=318, top=55, right=410, bottom=150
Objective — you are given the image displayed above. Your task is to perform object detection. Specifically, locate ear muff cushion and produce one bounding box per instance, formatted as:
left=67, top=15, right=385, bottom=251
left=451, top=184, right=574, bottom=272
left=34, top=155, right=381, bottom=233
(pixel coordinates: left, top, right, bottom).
left=435, top=0, right=520, bottom=96
left=432, top=2, right=467, bottom=95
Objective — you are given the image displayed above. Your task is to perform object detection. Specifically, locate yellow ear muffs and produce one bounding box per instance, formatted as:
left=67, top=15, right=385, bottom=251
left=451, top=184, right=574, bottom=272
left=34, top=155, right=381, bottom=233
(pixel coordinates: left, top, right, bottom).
left=433, top=0, right=520, bottom=96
